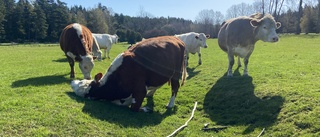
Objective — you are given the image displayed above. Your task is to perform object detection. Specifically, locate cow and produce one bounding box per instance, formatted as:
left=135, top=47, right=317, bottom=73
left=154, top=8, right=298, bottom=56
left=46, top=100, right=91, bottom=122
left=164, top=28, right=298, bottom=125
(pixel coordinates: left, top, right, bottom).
left=218, top=13, right=281, bottom=77
left=60, top=23, right=102, bottom=80
left=70, top=36, right=188, bottom=112
left=92, top=33, right=119, bottom=59
left=175, top=32, right=210, bottom=66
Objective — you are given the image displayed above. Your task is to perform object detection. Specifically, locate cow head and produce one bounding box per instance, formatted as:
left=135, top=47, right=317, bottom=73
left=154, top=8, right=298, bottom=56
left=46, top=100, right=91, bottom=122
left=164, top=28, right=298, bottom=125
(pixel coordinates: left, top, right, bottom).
left=67, top=52, right=94, bottom=79
left=250, top=14, right=281, bottom=43
left=195, top=33, right=210, bottom=48
left=112, top=34, right=119, bottom=44
left=70, top=72, right=102, bottom=98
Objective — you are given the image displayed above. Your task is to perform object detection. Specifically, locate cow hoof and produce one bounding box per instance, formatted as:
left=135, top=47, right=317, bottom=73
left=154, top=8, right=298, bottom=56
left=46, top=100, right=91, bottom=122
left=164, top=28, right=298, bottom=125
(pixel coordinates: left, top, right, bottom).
left=198, top=62, right=202, bottom=65
left=140, top=107, right=153, bottom=113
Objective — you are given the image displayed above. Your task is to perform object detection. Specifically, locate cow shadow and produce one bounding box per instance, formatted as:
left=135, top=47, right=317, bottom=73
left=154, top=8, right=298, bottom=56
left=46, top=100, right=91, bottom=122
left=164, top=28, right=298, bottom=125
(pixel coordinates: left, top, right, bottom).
left=203, top=67, right=284, bottom=134
left=186, top=66, right=201, bottom=80
left=66, top=92, right=176, bottom=127
left=11, top=74, right=70, bottom=88
left=52, top=57, right=68, bottom=63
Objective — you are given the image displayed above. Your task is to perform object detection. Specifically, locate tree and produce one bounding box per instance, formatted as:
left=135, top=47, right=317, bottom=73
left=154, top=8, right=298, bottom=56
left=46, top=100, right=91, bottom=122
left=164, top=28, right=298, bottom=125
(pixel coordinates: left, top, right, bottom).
left=296, top=0, right=303, bottom=34
left=195, top=9, right=223, bottom=37
left=0, top=0, right=5, bottom=41
left=226, top=3, right=254, bottom=19
left=3, top=0, right=15, bottom=42
left=32, top=2, right=48, bottom=42
left=87, top=8, right=108, bottom=33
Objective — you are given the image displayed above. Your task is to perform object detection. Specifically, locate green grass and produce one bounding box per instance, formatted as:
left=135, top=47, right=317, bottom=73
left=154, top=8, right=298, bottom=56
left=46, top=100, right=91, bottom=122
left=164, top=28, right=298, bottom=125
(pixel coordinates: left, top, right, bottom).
left=1, top=34, right=320, bottom=136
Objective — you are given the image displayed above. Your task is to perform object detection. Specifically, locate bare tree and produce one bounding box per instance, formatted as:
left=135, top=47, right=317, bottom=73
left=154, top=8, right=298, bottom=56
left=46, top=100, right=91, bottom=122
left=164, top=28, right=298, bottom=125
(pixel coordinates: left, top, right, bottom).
left=226, top=3, right=254, bottom=19
left=137, top=6, right=154, bottom=18
left=195, top=9, right=224, bottom=36
left=253, top=0, right=284, bottom=19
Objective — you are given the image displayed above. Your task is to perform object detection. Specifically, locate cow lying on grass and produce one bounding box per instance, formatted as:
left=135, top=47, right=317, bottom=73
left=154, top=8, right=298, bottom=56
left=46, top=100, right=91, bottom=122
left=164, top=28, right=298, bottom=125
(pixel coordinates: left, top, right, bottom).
left=71, top=36, right=188, bottom=112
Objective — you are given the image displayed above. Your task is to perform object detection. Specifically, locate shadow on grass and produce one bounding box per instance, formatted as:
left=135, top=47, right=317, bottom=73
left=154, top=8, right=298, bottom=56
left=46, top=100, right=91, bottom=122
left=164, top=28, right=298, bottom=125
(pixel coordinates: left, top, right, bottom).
left=204, top=67, right=284, bottom=134
left=186, top=66, right=201, bottom=80
left=52, top=57, right=68, bottom=63
left=11, top=74, right=70, bottom=88
left=66, top=92, right=176, bottom=127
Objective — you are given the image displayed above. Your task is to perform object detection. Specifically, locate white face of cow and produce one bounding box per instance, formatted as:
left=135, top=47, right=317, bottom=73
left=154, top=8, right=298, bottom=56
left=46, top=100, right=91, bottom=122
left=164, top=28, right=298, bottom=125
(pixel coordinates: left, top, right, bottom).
left=71, top=79, right=93, bottom=97
left=196, top=33, right=209, bottom=48
left=112, top=34, right=119, bottom=44
left=79, top=55, right=95, bottom=79
left=251, top=17, right=281, bottom=43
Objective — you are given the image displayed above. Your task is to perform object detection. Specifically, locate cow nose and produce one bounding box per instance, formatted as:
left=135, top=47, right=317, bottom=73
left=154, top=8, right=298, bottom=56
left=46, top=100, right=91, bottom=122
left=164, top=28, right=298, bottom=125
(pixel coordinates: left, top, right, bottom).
left=273, top=37, right=279, bottom=42
left=204, top=45, right=208, bottom=48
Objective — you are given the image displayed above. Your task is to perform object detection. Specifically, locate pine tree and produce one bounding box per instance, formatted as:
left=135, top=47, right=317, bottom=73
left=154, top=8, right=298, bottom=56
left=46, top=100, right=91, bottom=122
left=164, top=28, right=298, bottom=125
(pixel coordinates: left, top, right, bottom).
left=3, top=0, right=15, bottom=42
left=0, top=0, right=5, bottom=41
left=32, top=2, right=48, bottom=42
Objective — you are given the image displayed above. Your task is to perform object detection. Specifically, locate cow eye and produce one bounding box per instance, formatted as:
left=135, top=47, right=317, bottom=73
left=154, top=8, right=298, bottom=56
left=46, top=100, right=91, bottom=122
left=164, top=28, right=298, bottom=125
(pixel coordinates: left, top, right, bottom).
left=263, top=26, right=267, bottom=29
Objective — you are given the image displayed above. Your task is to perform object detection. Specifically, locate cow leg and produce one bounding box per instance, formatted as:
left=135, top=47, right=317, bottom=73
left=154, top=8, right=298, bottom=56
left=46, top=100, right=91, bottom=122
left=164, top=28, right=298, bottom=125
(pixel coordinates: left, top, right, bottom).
left=146, top=86, right=160, bottom=97
left=103, top=48, right=107, bottom=59
left=243, top=57, right=249, bottom=76
left=227, top=53, right=235, bottom=77
left=167, top=79, right=180, bottom=108
left=198, top=52, right=202, bottom=65
left=185, top=52, right=189, bottom=66
left=238, top=56, right=242, bottom=67
left=131, top=86, right=147, bottom=112
left=107, top=49, right=110, bottom=59
left=67, top=56, right=75, bottom=78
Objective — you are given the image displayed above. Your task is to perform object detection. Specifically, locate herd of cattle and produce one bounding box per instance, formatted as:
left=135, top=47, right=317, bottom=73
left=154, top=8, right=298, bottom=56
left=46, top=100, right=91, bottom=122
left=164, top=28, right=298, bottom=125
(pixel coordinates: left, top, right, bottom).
left=62, top=13, right=281, bottom=112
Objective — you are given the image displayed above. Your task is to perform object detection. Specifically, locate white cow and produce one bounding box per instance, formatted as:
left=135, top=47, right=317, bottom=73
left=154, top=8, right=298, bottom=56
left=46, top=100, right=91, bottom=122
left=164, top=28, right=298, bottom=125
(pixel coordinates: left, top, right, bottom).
left=218, top=13, right=281, bottom=77
left=92, top=33, right=119, bottom=59
left=175, top=32, right=210, bottom=66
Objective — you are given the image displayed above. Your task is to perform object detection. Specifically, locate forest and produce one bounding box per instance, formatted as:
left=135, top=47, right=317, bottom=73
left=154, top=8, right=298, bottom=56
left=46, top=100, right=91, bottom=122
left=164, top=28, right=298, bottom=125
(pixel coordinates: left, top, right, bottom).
left=0, top=0, right=319, bottom=43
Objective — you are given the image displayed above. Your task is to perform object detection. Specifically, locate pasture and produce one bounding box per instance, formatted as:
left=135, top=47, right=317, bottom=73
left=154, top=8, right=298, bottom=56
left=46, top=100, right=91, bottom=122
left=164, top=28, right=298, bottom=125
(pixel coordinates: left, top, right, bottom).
left=0, top=34, right=320, bottom=136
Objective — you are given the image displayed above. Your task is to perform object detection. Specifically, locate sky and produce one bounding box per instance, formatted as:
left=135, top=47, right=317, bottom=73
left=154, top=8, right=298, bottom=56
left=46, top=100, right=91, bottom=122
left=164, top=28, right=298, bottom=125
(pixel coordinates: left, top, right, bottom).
left=62, top=0, right=254, bottom=21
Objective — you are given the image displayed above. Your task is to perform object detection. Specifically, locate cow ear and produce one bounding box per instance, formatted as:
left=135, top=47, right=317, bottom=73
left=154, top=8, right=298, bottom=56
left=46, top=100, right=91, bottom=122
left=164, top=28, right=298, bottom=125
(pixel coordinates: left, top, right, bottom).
left=250, top=19, right=260, bottom=27
left=195, top=35, right=199, bottom=39
left=276, top=22, right=281, bottom=29
left=206, top=34, right=210, bottom=38
left=67, top=52, right=82, bottom=61
left=94, top=72, right=103, bottom=81
left=66, top=52, right=76, bottom=59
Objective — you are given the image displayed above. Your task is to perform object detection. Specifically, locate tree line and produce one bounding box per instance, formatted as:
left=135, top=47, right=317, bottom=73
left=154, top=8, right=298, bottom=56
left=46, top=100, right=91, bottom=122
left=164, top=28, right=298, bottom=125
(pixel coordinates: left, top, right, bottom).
left=0, top=0, right=318, bottom=43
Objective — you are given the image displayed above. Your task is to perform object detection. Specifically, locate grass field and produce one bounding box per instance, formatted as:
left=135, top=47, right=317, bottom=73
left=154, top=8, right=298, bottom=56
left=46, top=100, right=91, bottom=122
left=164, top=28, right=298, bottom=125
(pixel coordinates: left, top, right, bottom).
left=0, top=34, right=320, bottom=136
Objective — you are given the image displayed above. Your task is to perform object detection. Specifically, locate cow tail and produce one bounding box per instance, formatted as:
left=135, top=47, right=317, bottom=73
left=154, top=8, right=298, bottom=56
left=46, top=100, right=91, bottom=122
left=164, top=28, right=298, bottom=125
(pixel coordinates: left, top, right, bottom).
left=180, top=54, right=188, bottom=86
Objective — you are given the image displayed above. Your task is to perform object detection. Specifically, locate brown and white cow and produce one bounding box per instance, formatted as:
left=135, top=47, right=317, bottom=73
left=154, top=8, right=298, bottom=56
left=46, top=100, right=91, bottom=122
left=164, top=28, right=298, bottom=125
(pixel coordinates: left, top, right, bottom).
left=70, top=36, right=188, bottom=112
left=60, top=23, right=102, bottom=79
left=218, top=13, right=281, bottom=77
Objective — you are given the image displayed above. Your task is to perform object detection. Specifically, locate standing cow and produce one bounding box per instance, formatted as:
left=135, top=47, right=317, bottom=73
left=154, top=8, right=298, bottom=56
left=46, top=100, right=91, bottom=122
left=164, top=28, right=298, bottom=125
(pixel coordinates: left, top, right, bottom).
left=60, top=23, right=102, bottom=79
left=92, top=33, right=119, bottom=59
left=175, top=32, right=210, bottom=66
left=218, top=13, right=281, bottom=77
left=71, top=36, right=188, bottom=112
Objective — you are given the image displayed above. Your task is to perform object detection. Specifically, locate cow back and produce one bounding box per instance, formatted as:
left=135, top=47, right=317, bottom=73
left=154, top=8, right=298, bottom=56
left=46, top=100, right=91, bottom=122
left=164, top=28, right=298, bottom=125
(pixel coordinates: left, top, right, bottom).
left=128, top=36, right=185, bottom=81
left=60, top=23, right=94, bottom=56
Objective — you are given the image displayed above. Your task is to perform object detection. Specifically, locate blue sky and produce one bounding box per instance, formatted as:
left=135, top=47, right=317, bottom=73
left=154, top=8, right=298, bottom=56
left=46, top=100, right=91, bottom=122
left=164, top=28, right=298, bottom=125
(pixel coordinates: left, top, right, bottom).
left=62, top=0, right=253, bottom=21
